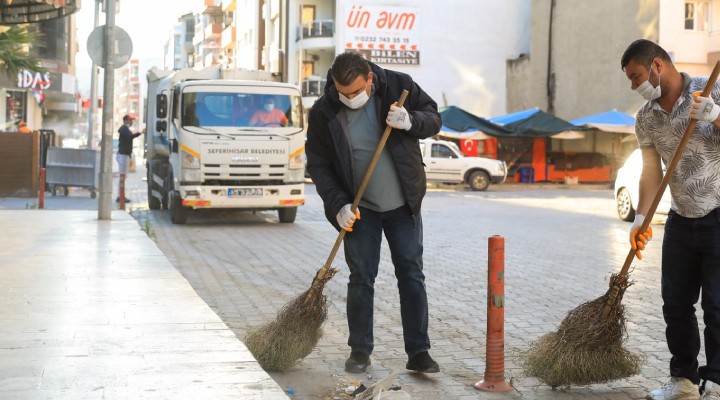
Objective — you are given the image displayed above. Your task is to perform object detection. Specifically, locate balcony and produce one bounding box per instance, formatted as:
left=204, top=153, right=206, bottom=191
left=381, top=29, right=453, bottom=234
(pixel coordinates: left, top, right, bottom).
left=297, top=20, right=334, bottom=40
left=205, top=23, right=222, bottom=40
left=222, top=25, right=236, bottom=49
left=302, top=76, right=326, bottom=97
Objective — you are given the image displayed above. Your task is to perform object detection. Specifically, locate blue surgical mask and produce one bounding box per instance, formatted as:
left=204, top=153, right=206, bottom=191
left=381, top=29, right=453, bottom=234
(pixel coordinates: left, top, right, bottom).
left=264, top=104, right=274, bottom=112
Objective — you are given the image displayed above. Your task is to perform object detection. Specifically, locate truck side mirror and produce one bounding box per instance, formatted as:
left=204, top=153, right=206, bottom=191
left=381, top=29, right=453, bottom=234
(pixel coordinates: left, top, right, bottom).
left=157, top=94, right=167, bottom=118
left=156, top=120, right=167, bottom=132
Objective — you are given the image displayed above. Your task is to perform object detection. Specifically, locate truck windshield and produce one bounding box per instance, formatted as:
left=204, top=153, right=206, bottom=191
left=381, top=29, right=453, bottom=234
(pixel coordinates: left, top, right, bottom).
left=181, top=92, right=303, bottom=129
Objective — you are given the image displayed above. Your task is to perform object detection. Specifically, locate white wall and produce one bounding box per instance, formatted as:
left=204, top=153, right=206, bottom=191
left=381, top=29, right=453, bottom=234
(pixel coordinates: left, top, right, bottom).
left=660, top=0, right=709, bottom=64
left=331, top=0, right=530, bottom=117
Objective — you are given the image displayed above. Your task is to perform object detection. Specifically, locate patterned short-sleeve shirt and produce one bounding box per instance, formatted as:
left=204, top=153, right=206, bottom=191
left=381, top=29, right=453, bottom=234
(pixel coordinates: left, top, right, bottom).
left=635, top=72, right=720, bottom=218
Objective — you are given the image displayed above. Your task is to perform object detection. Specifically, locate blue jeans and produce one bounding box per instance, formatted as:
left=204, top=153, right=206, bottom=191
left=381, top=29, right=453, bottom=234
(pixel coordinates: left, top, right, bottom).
left=343, top=205, right=430, bottom=358
left=662, top=209, right=720, bottom=384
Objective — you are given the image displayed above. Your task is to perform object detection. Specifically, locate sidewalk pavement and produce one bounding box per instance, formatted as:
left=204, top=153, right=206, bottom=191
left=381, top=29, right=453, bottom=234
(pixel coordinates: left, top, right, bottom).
left=0, top=209, right=289, bottom=399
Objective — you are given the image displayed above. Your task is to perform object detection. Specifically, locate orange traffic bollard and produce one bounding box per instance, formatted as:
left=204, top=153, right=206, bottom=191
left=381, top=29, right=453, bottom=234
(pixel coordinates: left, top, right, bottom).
left=119, top=173, right=125, bottom=210
left=475, top=235, right=512, bottom=392
left=38, top=167, right=46, bottom=209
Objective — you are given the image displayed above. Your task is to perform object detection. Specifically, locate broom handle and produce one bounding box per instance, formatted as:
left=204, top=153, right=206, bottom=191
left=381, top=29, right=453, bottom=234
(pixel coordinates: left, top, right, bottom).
left=603, top=60, right=720, bottom=315
left=315, top=89, right=410, bottom=280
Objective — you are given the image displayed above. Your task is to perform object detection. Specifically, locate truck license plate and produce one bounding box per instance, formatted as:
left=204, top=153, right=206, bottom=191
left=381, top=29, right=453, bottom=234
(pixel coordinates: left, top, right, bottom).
left=228, top=188, right=263, bottom=197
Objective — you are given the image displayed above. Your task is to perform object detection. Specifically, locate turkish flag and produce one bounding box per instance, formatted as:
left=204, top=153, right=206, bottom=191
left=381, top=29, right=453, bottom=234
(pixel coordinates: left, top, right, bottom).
left=460, top=139, right=478, bottom=157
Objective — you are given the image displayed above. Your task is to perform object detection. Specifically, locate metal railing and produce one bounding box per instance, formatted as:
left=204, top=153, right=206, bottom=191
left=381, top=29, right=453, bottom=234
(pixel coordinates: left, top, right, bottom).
left=296, top=20, right=334, bottom=40
left=301, top=77, right=326, bottom=96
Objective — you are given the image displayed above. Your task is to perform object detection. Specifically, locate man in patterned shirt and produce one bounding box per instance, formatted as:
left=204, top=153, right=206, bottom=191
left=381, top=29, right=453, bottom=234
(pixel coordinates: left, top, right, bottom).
left=622, top=39, right=720, bottom=400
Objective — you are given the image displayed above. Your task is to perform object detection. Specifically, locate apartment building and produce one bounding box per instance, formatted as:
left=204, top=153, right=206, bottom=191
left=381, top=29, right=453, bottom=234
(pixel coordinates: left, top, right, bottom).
left=114, top=59, right=142, bottom=130
left=507, top=0, right=720, bottom=120
left=164, top=13, right=195, bottom=70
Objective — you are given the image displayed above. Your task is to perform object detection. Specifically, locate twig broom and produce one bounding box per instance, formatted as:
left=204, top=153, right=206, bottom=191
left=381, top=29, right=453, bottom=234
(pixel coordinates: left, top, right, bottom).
left=245, top=90, right=410, bottom=371
left=521, top=61, right=720, bottom=387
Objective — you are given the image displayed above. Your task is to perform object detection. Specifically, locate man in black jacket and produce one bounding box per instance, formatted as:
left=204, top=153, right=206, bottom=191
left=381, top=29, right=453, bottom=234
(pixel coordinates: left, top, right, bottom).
left=306, top=52, right=441, bottom=374
left=116, top=114, right=143, bottom=203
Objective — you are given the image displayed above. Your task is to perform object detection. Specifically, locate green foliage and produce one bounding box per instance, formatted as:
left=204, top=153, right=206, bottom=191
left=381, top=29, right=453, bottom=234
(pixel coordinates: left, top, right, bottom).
left=142, top=217, right=155, bottom=239
left=0, top=27, right=45, bottom=80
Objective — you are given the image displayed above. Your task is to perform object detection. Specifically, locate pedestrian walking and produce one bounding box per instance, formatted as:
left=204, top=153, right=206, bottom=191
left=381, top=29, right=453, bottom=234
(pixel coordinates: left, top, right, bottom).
left=305, top=51, right=442, bottom=374
left=622, top=38, right=720, bottom=400
left=116, top=114, right=142, bottom=203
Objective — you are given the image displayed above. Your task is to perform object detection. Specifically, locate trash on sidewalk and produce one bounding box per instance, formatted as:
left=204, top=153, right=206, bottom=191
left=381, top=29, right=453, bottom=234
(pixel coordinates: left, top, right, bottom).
left=354, top=372, right=411, bottom=399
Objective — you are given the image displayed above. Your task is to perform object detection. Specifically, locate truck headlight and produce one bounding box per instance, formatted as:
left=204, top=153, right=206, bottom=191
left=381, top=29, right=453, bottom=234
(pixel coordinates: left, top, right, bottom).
left=183, top=170, right=201, bottom=182
left=182, top=149, right=200, bottom=169
left=289, top=152, right=304, bottom=169
left=288, top=168, right=304, bottom=182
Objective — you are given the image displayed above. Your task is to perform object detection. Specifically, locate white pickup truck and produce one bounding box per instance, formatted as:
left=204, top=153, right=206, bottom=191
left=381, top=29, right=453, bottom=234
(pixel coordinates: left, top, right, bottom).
left=419, top=138, right=507, bottom=191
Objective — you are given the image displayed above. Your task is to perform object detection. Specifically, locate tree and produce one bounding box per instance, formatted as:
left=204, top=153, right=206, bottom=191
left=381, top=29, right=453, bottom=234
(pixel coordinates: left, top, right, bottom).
left=0, top=26, right=45, bottom=80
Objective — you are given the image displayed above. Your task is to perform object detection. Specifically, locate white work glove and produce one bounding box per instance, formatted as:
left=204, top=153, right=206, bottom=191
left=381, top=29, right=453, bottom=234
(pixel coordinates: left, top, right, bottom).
left=386, top=104, right=412, bottom=131
left=629, top=214, right=653, bottom=260
left=336, top=204, right=361, bottom=232
left=690, top=92, right=720, bottom=122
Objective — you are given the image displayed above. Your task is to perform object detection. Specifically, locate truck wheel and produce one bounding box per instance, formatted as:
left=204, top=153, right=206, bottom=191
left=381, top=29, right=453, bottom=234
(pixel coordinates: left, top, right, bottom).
left=278, top=207, right=297, bottom=223
left=170, top=191, right=189, bottom=224
left=468, top=171, right=490, bottom=191
left=148, top=194, right=161, bottom=210
left=147, top=162, right=161, bottom=210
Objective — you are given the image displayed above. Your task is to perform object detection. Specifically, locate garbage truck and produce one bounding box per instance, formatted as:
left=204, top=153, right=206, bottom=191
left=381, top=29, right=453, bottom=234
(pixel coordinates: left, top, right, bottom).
left=145, top=66, right=306, bottom=224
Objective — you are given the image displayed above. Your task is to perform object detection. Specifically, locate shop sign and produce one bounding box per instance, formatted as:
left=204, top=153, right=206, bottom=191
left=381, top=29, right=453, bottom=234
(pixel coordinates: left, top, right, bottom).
left=343, top=4, right=420, bottom=65
left=17, top=70, right=53, bottom=91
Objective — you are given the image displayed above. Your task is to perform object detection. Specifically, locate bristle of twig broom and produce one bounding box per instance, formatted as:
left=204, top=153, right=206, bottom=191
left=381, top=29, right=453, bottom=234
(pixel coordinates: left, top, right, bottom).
left=520, top=273, right=645, bottom=387
left=244, top=267, right=337, bottom=371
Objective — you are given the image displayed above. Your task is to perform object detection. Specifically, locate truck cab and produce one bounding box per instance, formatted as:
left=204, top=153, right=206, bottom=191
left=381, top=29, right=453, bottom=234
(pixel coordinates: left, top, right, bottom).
left=146, top=67, right=306, bottom=224
left=419, top=138, right=506, bottom=191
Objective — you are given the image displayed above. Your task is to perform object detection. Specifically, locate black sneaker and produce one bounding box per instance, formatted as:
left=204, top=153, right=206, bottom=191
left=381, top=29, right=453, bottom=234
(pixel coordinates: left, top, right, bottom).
left=406, top=351, right=440, bottom=373
left=116, top=197, right=131, bottom=203
left=344, top=351, right=371, bottom=373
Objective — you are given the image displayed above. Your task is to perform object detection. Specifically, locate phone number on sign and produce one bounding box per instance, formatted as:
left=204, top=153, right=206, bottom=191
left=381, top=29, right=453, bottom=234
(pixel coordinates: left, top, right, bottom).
left=354, top=36, right=410, bottom=44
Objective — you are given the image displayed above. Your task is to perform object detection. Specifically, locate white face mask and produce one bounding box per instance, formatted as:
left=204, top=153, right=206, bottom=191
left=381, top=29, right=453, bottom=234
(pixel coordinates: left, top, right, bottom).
left=339, top=90, right=369, bottom=109
left=338, top=79, right=371, bottom=109
left=264, top=104, right=274, bottom=112
left=635, top=65, right=661, bottom=101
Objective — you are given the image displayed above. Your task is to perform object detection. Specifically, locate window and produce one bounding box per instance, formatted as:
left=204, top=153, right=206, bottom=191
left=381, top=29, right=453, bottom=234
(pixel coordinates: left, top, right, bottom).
left=300, top=5, right=315, bottom=37
left=302, top=61, right=314, bottom=80
left=181, top=91, right=303, bottom=128
left=685, top=1, right=709, bottom=31
left=431, top=144, right=457, bottom=159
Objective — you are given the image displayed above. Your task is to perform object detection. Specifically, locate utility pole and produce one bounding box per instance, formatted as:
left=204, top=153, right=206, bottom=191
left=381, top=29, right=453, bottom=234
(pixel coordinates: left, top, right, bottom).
left=98, top=0, right=116, bottom=220
left=86, top=0, right=100, bottom=149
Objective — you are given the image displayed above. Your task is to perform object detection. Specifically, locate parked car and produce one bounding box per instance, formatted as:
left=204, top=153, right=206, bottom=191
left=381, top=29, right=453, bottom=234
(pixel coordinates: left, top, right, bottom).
left=614, top=149, right=672, bottom=221
left=419, top=138, right=507, bottom=191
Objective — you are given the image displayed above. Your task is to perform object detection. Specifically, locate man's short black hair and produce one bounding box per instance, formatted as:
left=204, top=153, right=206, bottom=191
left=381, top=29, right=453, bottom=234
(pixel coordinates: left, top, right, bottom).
left=330, top=51, right=371, bottom=86
left=621, top=39, right=672, bottom=71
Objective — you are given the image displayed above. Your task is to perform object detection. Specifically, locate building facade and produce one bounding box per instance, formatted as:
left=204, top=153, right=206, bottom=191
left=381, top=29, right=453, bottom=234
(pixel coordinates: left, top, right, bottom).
left=285, top=0, right=531, bottom=118
left=164, top=14, right=196, bottom=70
left=506, top=0, right=720, bottom=120
left=0, top=13, right=80, bottom=135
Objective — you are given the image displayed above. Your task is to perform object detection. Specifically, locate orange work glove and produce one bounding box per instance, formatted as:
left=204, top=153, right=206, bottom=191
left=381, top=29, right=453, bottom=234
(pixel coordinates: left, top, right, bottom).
left=629, top=214, right=653, bottom=260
